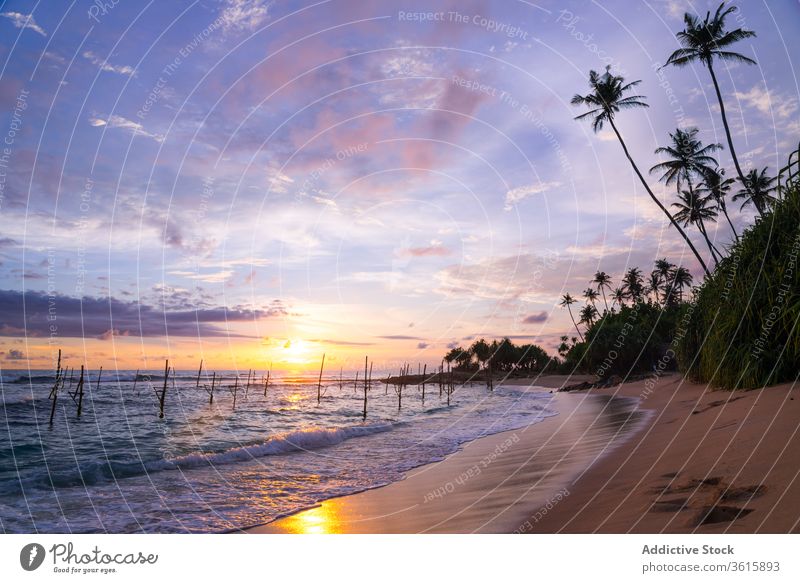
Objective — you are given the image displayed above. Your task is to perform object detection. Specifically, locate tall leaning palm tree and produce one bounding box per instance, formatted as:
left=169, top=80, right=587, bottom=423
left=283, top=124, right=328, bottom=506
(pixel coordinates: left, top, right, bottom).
left=651, top=127, right=723, bottom=264
left=664, top=2, right=756, bottom=191
left=650, top=127, right=721, bottom=193
left=559, top=293, right=584, bottom=341
left=672, top=189, right=722, bottom=266
left=732, top=167, right=778, bottom=218
left=699, top=166, right=738, bottom=240
left=572, top=67, right=710, bottom=276
left=592, top=271, right=612, bottom=312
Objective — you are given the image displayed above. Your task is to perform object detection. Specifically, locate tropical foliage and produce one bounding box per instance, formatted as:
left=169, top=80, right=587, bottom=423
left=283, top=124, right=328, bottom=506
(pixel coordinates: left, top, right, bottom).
left=676, top=181, right=800, bottom=389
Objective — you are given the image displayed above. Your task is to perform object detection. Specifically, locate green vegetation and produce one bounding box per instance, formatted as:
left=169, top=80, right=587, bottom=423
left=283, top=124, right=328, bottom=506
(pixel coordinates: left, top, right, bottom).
left=558, top=260, right=693, bottom=378
left=676, top=180, right=800, bottom=389
left=444, top=338, right=554, bottom=376
left=436, top=3, right=797, bottom=390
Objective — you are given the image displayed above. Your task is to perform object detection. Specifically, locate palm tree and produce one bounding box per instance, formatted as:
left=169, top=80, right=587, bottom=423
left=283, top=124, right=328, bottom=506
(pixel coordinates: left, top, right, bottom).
left=672, top=189, right=722, bottom=265
left=611, top=287, right=627, bottom=309
left=671, top=266, right=693, bottom=302
left=732, top=167, right=778, bottom=217
left=621, top=267, right=645, bottom=302
left=652, top=259, right=675, bottom=306
left=699, top=166, right=738, bottom=240
left=559, top=293, right=584, bottom=341
left=646, top=272, right=663, bottom=304
left=579, top=304, right=598, bottom=329
left=650, top=127, right=721, bottom=191
left=592, top=271, right=612, bottom=312
left=665, top=2, right=756, bottom=192
left=583, top=288, right=600, bottom=306
left=572, top=67, right=710, bottom=276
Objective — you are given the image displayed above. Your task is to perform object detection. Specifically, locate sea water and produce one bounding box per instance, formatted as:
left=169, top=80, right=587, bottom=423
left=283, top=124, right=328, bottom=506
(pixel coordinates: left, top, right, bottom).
left=0, top=369, right=556, bottom=533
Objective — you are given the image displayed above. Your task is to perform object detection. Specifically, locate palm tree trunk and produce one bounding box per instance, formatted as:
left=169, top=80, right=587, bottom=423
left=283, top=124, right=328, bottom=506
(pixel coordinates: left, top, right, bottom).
left=600, top=287, right=608, bottom=312
left=719, top=199, right=739, bottom=240
left=707, top=61, right=749, bottom=191
left=697, top=219, right=720, bottom=267
left=568, top=306, right=584, bottom=341
left=608, top=119, right=711, bottom=276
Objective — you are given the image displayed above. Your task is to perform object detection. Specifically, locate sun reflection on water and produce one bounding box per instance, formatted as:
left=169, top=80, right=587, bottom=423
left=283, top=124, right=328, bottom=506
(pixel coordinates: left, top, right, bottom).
left=282, top=504, right=341, bottom=534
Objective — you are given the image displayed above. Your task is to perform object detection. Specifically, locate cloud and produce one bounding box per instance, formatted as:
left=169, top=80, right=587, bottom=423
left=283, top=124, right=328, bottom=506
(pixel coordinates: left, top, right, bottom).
left=504, top=181, right=561, bottom=211
left=89, top=114, right=163, bottom=142
left=0, top=12, right=46, bottom=36
left=379, top=335, right=423, bottom=340
left=0, top=289, right=287, bottom=339
left=416, top=342, right=429, bottom=349
left=522, top=311, right=548, bottom=324
left=399, top=239, right=451, bottom=258
left=82, top=51, right=136, bottom=76
left=3, top=348, right=25, bottom=361
left=734, top=84, right=799, bottom=121
left=219, top=0, right=273, bottom=33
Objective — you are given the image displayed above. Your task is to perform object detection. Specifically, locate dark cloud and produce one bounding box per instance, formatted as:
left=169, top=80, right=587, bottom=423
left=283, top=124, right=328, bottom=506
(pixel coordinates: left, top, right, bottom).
left=0, top=289, right=287, bottom=339
left=2, top=349, right=25, bottom=360
left=522, top=311, right=549, bottom=324
left=378, top=335, right=423, bottom=340
left=416, top=342, right=429, bottom=349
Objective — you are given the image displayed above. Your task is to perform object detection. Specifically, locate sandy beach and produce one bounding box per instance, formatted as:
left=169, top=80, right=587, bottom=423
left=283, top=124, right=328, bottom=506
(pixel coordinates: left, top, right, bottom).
left=245, top=373, right=800, bottom=534
left=523, top=374, right=800, bottom=533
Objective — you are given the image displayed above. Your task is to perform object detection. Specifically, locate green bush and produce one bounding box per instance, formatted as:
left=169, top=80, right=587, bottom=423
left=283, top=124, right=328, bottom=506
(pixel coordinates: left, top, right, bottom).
left=581, top=302, right=682, bottom=378
left=676, top=184, right=800, bottom=389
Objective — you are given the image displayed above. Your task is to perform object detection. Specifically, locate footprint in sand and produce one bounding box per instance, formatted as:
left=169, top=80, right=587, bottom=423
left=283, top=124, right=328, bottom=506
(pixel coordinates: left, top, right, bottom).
left=649, top=475, right=766, bottom=526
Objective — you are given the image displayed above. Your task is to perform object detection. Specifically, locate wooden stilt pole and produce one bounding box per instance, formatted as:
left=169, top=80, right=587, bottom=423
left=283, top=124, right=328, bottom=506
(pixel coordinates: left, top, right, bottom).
left=76, top=365, right=85, bottom=418
left=422, top=364, right=426, bottom=402
left=210, top=371, right=216, bottom=404
left=159, top=360, right=168, bottom=419
left=196, top=360, right=203, bottom=390
left=317, top=353, right=325, bottom=404
left=362, top=356, right=368, bottom=420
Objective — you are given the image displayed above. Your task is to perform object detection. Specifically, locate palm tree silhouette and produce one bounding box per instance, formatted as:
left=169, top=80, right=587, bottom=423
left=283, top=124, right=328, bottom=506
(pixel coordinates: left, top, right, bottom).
left=672, top=189, right=722, bottom=265
left=671, top=266, right=693, bottom=302
left=646, top=271, right=663, bottom=304
left=664, top=2, right=756, bottom=192
left=650, top=128, right=721, bottom=191
left=699, top=166, right=739, bottom=240
left=651, top=127, right=723, bottom=265
left=621, top=267, right=645, bottom=302
left=732, top=168, right=778, bottom=217
left=611, top=287, right=627, bottom=309
left=592, top=271, right=612, bottom=312
left=572, top=67, right=710, bottom=276
left=652, top=259, right=675, bottom=306
left=583, top=288, right=600, bottom=306
left=579, top=304, right=598, bottom=329
left=559, top=293, right=584, bottom=341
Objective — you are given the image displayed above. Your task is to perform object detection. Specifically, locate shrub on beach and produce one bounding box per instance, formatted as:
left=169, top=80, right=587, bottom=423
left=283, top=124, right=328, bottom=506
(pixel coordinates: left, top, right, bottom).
left=676, top=183, right=800, bottom=389
left=580, top=302, right=682, bottom=378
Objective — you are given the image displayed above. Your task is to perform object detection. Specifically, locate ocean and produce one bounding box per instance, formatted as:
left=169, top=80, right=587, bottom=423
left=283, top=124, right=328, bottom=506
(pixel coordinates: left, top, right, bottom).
left=0, top=369, right=557, bottom=533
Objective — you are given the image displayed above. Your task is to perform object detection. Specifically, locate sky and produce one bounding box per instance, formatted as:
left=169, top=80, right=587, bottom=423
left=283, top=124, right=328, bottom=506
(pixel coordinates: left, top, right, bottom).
left=0, top=0, right=798, bottom=372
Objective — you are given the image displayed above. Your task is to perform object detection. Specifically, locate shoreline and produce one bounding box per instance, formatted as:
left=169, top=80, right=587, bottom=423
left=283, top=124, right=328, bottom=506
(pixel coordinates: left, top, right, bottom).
left=522, top=374, right=800, bottom=533
left=243, top=378, right=646, bottom=533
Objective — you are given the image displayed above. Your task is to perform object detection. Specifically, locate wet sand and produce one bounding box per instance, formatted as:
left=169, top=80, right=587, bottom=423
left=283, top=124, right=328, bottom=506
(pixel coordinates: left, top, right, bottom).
left=245, top=385, right=646, bottom=533
left=523, top=374, right=800, bottom=533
